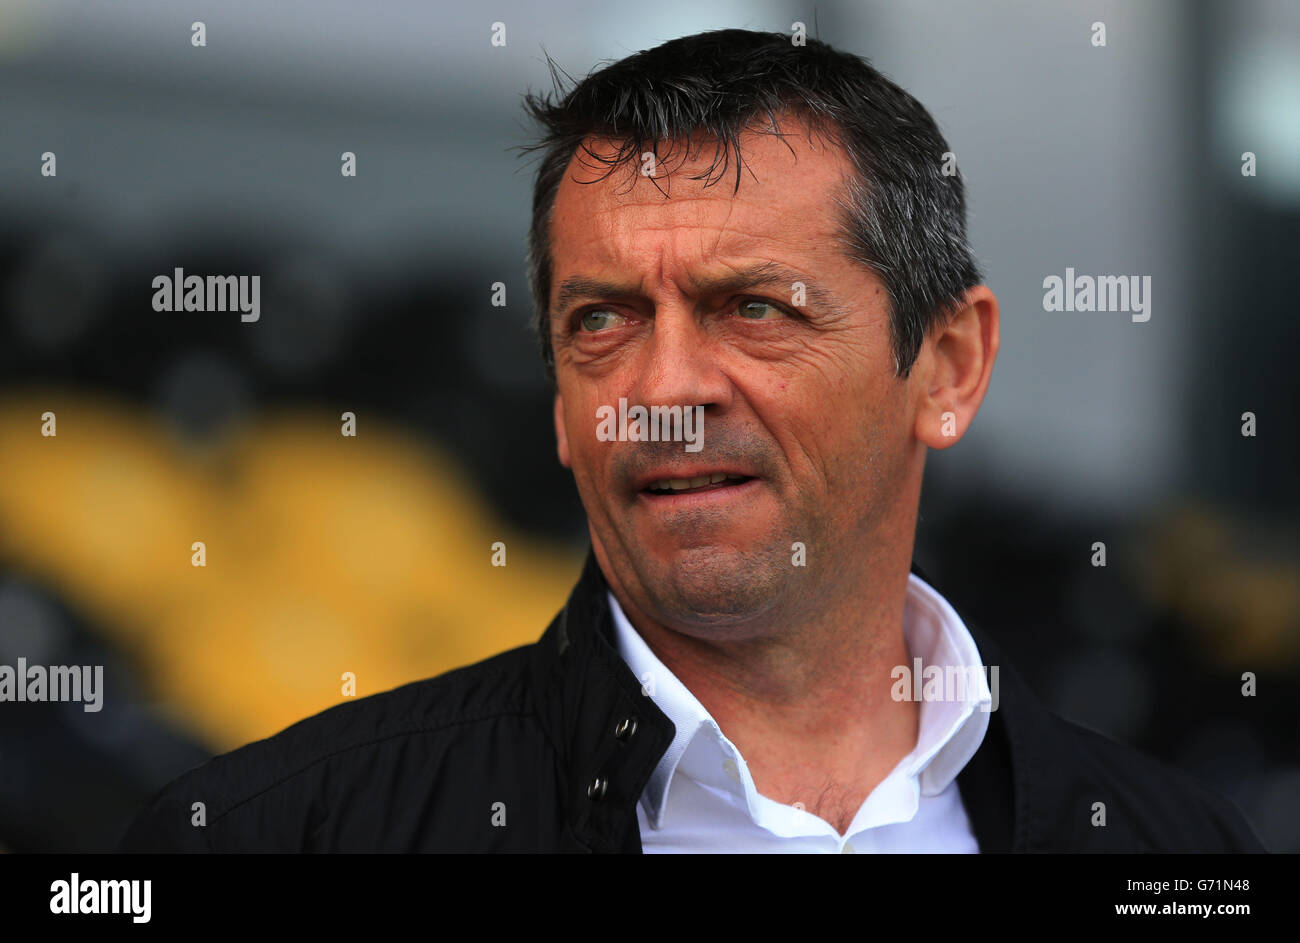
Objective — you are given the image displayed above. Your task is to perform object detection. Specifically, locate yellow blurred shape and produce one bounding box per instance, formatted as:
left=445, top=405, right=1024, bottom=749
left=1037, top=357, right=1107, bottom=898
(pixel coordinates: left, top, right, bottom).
left=1137, top=504, right=1300, bottom=667
left=0, top=393, right=581, bottom=750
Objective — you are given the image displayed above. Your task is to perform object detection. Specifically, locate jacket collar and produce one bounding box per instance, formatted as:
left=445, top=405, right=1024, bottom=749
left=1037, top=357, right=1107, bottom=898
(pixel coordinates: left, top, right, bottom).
left=532, top=548, right=1037, bottom=852
left=530, top=550, right=675, bottom=852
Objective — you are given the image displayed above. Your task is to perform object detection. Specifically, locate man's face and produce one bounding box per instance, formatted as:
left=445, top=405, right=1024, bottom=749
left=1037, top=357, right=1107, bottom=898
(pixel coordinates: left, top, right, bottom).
left=548, top=121, right=922, bottom=636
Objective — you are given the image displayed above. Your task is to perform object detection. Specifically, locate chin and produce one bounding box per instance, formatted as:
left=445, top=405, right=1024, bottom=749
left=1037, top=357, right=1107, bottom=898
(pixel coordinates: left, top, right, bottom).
left=641, top=542, right=790, bottom=630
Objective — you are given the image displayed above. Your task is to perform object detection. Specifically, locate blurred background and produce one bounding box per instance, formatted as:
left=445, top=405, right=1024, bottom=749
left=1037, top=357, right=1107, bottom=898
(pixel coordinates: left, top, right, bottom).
left=0, top=0, right=1295, bottom=851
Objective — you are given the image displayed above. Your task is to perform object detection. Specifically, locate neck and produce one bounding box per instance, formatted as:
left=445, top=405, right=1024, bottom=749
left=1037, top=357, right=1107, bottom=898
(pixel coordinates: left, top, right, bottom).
left=609, top=547, right=921, bottom=833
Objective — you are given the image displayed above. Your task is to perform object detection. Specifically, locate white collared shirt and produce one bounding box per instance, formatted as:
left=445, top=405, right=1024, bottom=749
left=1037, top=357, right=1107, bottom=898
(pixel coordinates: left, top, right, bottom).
left=608, top=572, right=992, bottom=853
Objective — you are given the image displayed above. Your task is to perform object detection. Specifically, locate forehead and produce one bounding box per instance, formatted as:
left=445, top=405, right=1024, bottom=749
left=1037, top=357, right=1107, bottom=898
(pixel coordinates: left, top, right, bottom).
left=549, top=120, right=854, bottom=278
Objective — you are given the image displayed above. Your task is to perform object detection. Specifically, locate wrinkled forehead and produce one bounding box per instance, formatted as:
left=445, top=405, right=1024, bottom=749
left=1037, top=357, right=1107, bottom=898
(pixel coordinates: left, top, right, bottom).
left=550, top=123, right=855, bottom=269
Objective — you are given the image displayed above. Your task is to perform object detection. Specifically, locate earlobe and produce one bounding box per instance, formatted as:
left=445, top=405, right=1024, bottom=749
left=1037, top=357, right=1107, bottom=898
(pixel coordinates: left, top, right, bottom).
left=916, top=401, right=962, bottom=450
left=912, top=286, right=1000, bottom=451
left=553, top=393, right=572, bottom=468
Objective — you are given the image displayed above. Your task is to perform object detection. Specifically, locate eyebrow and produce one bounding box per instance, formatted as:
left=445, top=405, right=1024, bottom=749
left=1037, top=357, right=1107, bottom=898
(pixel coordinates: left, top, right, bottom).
left=553, top=261, right=844, bottom=317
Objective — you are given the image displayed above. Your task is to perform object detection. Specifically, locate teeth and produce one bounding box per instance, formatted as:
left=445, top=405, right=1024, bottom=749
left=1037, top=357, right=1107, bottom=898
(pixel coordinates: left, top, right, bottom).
left=649, top=473, right=748, bottom=491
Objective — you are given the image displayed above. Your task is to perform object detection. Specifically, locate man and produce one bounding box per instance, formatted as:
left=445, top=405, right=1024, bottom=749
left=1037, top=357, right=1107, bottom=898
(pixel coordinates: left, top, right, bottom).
left=119, top=29, right=1262, bottom=853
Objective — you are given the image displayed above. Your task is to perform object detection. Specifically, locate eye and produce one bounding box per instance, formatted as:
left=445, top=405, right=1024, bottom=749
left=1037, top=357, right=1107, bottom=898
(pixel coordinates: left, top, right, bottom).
left=736, top=299, right=787, bottom=320
left=579, top=309, right=623, bottom=332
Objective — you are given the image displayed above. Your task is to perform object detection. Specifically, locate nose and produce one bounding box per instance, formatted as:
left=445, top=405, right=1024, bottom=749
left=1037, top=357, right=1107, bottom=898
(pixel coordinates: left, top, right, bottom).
left=631, top=304, right=732, bottom=415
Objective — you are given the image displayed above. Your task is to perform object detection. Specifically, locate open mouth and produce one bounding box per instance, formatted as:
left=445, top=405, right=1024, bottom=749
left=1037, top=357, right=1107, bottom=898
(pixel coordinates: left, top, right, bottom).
left=644, top=473, right=754, bottom=496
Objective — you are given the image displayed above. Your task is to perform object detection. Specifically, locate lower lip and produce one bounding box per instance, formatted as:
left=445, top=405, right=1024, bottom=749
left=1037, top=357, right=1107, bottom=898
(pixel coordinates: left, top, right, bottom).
left=637, top=477, right=761, bottom=508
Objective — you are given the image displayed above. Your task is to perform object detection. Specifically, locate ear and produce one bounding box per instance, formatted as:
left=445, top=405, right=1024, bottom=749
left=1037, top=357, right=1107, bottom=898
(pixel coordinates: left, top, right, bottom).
left=913, top=285, right=1000, bottom=450
left=553, top=392, right=572, bottom=468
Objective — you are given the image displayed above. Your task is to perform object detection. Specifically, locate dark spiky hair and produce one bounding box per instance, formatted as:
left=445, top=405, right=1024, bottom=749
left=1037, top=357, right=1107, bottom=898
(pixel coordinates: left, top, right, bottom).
left=518, top=28, right=981, bottom=382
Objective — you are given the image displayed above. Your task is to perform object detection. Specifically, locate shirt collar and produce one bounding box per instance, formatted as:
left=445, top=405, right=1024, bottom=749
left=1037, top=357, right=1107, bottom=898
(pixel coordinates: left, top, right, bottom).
left=608, top=572, right=992, bottom=830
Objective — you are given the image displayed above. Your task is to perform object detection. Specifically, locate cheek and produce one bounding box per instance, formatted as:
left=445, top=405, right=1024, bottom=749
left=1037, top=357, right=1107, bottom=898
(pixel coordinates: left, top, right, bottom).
left=851, top=390, right=913, bottom=497
left=780, top=375, right=906, bottom=488
left=757, top=355, right=879, bottom=444
left=563, top=396, right=612, bottom=483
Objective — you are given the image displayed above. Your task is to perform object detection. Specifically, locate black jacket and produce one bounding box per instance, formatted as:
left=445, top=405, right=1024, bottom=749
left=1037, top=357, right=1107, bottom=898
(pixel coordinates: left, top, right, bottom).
left=118, top=551, right=1264, bottom=852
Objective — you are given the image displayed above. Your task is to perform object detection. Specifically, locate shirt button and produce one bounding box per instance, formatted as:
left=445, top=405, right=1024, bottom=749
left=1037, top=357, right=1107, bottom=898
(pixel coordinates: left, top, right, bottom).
left=721, top=758, right=741, bottom=783
left=841, top=843, right=856, bottom=854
